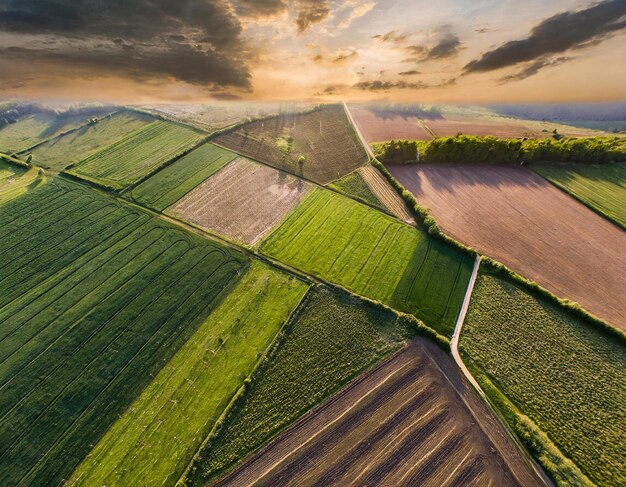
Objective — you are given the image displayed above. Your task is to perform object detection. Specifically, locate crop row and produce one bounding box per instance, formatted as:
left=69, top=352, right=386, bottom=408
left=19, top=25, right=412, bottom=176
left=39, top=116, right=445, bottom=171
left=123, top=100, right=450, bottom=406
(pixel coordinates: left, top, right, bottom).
left=259, top=188, right=471, bottom=336
left=0, top=180, right=248, bottom=486
left=66, top=120, right=205, bottom=190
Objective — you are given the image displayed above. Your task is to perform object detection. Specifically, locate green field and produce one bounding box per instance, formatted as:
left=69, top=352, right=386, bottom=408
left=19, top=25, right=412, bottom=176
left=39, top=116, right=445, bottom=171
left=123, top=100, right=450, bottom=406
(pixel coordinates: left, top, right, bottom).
left=129, top=143, right=237, bottom=211
left=0, top=159, right=42, bottom=204
left=0, top=111, right=110, bottom=153
left=329, top=168, right=386, bottom=211
left=70, top=261, right=308, bottom=487
left=184, top=286, right=412, bottom=486
left=66, top=120, right=206, bottom=190
left=531, top=162, right=626, bottom=228
left=460, top=269, right=626, bottom=486
left=29, top=111, right=154, bottom=170
left=260, top=188, right=472, bottom=336
left=0, top=179, right=247, bottom=486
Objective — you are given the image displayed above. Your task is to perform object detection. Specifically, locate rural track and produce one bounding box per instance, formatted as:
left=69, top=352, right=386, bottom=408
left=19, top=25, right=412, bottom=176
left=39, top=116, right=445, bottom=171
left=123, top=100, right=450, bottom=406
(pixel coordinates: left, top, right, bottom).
left=342, top=102, right=375, bottom=160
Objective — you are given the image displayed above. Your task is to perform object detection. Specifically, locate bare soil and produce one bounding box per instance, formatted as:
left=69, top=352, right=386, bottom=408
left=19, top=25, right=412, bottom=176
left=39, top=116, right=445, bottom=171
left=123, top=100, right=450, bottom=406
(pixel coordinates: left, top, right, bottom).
left=211, top=339, right=545, bottom=487
left=389, top=164, right=626, bottom=330
left=358, top=166, right=415, bottom=223
left=423, top=117, right=540, bottom=138
left=171, top=157, right=311, bottom=245
left=349, top=107, right=433, bottom=143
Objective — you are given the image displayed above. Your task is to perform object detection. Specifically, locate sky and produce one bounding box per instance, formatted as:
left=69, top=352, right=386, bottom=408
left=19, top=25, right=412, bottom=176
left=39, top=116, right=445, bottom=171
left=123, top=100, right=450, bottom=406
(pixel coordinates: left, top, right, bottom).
left=0, top=0, right=624, bottom=104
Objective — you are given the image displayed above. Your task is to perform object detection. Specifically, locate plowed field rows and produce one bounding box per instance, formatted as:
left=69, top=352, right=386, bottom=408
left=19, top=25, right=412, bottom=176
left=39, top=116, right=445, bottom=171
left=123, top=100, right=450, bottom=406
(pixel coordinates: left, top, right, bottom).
left=211, top=341, right=537, bottom=487
left=389, top=164, right=626, bottom=330
left=0, top=179, right=247, bottom=486
left=260, top=188, right=472, bottom=335
left=67, top=120, right=205, bottom=190
left=172, top=157, right=312, bottom=245
left=358, top=166, right=415, bottom=223
left=348, top=106, right=433, bottom=143
left=214, top=105, right=367, bottom=184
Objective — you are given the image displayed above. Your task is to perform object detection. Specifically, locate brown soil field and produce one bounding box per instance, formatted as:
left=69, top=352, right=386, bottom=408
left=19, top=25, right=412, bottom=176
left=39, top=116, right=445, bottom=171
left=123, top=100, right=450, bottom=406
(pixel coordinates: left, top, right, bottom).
left=212, top=339, right=545, bottom=487
left=389, top=164, right=626, bottom=330
left=170, top=157, right=311, bottom=245
left=348, top=107, right=433, bottom=143
left=423, top=117, right=539, bottom=138
left=214, top=105, right=368, bottom=184
left=358, top=166, right=415, bottom=223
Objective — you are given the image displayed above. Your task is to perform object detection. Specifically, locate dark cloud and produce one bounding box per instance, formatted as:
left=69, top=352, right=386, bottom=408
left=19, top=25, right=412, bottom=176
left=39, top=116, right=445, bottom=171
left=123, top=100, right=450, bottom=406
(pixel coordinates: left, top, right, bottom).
left=333, top=51, right=358, bottom=63
left=0, top=0, right=251, bottom=89
left=315, top=84, right=349, bottom=95
left=234, top=0, right=287, bottom=17
left=296, top=0, right=331, bottom=32
left=406, top=30, right=462, bottom=61
left=398, top=70, right=421, bottom=76
left=499, top=56, right=573, bottom=82
left=353, top=80, right=428, bottom=91
left=372, top=30, right=408, bottom=44
left=464, top=0, right=626, bottom=74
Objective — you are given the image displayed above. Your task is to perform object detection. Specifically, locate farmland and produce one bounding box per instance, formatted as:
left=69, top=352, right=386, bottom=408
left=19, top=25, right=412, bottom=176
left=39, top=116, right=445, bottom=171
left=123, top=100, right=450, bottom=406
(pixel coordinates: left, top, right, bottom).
left=69, top=261, right=308, bottom=487
left=183, top=287, right=413, bottom=486
left=206, top=340, right=541, bottom=487
left=260, top=188, right=473, bottom=336
left=531, top=162, right=626, bottom=228
left=28, top=111, right=154, bottom=170
left=0, top=159, right=41, bottom=203
left=358, top=165, right=415, bottom=223
left=328, top=167, right=386, bottom=210
left=348, top=105, right=434, bottom=142
left=0, top=179, right=248, bottom=486
left=129, top=143, right=237, bottom=211
left=389, top=164, right=626, bottom=330
left=214, top=105, right=368, bottom=184
left=460, top=269, right=626, bottom=486
left=172, top=157, right=312, bottom=245
left=66, top=120, right=206, bottom=190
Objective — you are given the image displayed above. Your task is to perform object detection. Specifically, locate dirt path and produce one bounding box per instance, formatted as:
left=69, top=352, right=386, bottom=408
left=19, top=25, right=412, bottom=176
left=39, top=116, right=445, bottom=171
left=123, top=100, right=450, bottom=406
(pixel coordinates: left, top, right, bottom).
left=389, top=164, right=626, bottom=330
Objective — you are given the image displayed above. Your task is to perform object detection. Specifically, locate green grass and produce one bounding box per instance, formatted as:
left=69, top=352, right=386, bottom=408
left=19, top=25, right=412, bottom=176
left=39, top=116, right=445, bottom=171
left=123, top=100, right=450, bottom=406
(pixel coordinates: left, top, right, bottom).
left=128, top=143, right=237, bottom=211
left=0, top=112, right=108, bottom=153
left=329, top=168, right=386, bottom=211
left=183, top=286, right=413, bottom=486
left=460, top=269, right=626, bottom=487
left=0, top=178, right=248, bottom=486
left=260, top=188, right=472, bottom=336
left=531, top=162, right=626, bottom=229
left=28, top=111, right=154, bottom=170
left=0, top=160, right=43, bottom=204
left=66, top=120, right=206, bottom=190
left=69, top=261, right=308, bottom=487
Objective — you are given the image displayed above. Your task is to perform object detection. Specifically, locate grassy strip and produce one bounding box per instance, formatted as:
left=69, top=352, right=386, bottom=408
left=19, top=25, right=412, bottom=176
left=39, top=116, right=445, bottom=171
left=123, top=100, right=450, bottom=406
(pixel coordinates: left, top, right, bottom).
left=329, top=168, right=387, bottom=211
left=68, top=261, right=308, bottom=487
left=182, top=285, right=415, bottom=486
left=0, top=151, right=30, bottom=168
left=460, top=269, right=625, bottom=486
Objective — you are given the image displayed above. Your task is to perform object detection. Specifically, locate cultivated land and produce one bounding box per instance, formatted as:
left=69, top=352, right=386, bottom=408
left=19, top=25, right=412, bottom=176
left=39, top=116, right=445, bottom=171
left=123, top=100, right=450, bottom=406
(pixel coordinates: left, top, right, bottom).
left=66, top=120, right=205, bottom=190
left=260, top=188, right=473, bottom=336
left=209, top=340, right=542, bottom=487
left=0, top=160, right=41, bottom=203
left=184, top=287, right=413, bottom=486
left=28, top=111, right=154, bottom=170
left=0, top=109, right=112, bottom=153
left=389, top=164, right=626, bottom=330
left=461, top=270, right=626, bottom=486
left=329, top=167, right=386, bottom=211
left=69, top=261, right=308, bottom=487
left=348, top=106, right=434, bottom=142
left=172, top=157, right=312, bottom=245
left=531, top=162, right=626, bottom=228
left=358, top=165, right=415, bottom=223
left=0, top=179, right=247, bottom=486
left=129, top=143, right=237, bottom=211
left=214, top=105, right=368, bottom=184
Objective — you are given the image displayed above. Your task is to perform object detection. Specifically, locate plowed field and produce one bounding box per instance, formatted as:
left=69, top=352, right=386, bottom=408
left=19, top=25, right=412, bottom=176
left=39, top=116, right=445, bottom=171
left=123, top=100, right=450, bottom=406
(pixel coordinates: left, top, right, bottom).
left=389, top=164, right=626, bottom=329
left=212, top=340, right=543, bottom=487
left=358, top=166, right=415, bottom=223
left=348, top=107, right=433, bottom=143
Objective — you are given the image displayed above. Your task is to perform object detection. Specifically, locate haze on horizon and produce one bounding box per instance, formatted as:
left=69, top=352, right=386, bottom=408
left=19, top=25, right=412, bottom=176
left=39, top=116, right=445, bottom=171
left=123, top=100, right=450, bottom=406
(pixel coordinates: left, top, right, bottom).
left=0, top=0, right=625, bottom=105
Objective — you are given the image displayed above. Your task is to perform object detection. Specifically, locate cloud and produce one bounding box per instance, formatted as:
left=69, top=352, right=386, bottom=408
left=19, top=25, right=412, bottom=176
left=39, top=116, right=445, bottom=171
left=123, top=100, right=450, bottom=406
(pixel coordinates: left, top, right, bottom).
left=0, top=0, right=251, bottom=89
left=295, top=0, right=331, bottom=32
left=372, top=30, right=408, bottom=44
left=337, top=1, right=376, bottom=29
left=234, top=0, right=287, bottom=17
left=314, top=84, right=349, bottom=95
left=499, top=56, right=574, bottom=83
left=464, top=0, right=626, bottom=74
left=406, top=28, right=462, bottom=61
left=332, top=51, right=358, bottom=64
left=353, top=80, right=428, bottom=91
left=398, top=70, right=421, bottom=76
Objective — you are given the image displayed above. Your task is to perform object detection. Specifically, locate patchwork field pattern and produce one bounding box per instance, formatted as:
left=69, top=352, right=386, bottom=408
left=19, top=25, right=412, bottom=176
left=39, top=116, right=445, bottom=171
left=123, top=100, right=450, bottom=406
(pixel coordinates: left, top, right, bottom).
left=260, top=188, right=472, bottom=335
left=390, top=164, right=626, bottom=330
left=185, top=287, right=412, bottom=486
left=531, top=162, right=626, bottom=228
left=70, top=261, right=308, bottom=487
left=66, top=120, right=206, bottom=190
left=129, top=143, right=237, bottom=211
left=29, top=111, right=154, bottom=170
left=210, top=341, right=529, bottom=487
left=461, top=270, right=626, bottom=486
left=358, top=166, right=415, bottom=223
left=329, top=168, right=386, bottom=211
left=0, top=110, right=112, bottom=153
left=0, top=179, right=247, bottom=486
left=214, top=105, right=368, bottom=184
left=172, top=157, right=312, bottom=245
